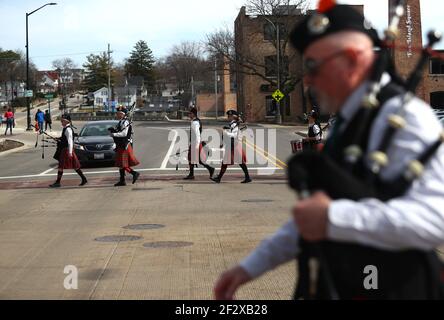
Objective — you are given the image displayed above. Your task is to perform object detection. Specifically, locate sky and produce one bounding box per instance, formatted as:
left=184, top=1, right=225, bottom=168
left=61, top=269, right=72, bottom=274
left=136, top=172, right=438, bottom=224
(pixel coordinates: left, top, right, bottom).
left=0, top=0, right=442, bottom=70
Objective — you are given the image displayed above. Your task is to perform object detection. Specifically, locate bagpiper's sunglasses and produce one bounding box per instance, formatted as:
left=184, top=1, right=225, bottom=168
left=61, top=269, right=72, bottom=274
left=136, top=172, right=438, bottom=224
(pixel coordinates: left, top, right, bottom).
left=303, top=50, right=348, bottom=76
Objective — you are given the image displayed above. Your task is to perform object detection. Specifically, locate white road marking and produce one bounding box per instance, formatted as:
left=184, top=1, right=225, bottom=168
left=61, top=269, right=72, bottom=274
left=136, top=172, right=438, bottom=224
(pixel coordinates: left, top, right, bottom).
left=38, top=166, right=57, bottom=176
left=161, top=129, right=178, bottom=169
left=0, top=167, right=282, bottom=181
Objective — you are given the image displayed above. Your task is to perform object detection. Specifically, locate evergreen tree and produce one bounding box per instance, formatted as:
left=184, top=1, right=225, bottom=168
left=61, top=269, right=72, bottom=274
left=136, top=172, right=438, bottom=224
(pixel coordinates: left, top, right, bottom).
left=125, top=40, right=156, bottom=89
left=82, top=52, right=113, bottom=92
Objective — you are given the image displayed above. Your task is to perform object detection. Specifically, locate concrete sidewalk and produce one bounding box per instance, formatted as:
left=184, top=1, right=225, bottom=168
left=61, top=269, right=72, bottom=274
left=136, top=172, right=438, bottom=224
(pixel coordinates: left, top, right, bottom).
left=0, top=178, right=296, bottom=300
left=0, top=126, right=62, bottom=158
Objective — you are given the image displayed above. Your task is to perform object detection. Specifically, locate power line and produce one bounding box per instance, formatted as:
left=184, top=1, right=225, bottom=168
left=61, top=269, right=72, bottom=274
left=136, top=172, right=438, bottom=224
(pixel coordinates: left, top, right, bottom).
left=30, top=51, right=105, bottom=59
left=30, top=50, right=128, bottom=59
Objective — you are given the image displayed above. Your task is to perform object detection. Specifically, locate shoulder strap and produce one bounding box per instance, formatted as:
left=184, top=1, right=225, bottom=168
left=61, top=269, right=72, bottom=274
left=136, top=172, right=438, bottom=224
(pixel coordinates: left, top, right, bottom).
left=331, top=82, right=405, bottom=172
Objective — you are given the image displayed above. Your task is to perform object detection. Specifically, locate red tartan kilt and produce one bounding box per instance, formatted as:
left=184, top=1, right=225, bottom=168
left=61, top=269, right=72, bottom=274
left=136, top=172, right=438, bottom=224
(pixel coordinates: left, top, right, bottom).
left=115, top=144, right=140, bottom=168
left=58, top=148, right=81, bottom=170
left=187, top=143, right=207, bottom=163
left=223, top=143, right=246, bottom=165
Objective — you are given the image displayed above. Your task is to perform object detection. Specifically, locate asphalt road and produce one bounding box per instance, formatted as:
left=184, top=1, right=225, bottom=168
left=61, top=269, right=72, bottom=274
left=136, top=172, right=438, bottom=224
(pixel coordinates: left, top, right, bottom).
left=0, top=118, right=304, bottom=300
left=0, top=120, right=301, bottom=183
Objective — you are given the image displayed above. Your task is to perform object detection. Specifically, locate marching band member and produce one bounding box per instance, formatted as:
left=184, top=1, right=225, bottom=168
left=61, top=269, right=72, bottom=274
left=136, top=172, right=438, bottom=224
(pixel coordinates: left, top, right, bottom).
left=49, top=114, right=87, bottom=188
left=212, top=110, right=252, bottom=184
left=303, top=110, right=323, bottom=150
left=109, top=107, right=140, bottom=187
left=184, top=107, right=215, bottom=180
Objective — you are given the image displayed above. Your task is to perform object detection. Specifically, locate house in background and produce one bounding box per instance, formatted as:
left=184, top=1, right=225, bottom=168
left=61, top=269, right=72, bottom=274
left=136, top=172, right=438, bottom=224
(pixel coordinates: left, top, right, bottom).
left=0, top=81, right=26, bottom=102
left=127, top=76, right=147, bottom=99
left=93, top=87, right=108, bottom=108
left=37, top=71, right=59, bottom=93
left=114, top=86, right=137, bottom=107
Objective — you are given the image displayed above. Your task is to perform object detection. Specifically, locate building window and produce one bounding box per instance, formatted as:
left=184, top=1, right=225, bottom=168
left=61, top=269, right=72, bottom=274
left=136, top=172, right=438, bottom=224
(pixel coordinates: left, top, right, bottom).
left=265, top=96, right=277, bottom=117
left=264, top=22, right=287, bottom=41
left=430, top=58, right=444, bottom=75
left=430, top=91, right=444, bottom=108
left=265, top=56, right=289, bottom=78
left=284, top=96, right=291, bottom=117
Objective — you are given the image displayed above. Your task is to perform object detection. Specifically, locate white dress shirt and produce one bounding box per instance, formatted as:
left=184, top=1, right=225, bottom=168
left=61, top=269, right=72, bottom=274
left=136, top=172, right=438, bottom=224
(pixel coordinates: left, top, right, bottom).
left=240, top=78, right=444, bottom=279
left=64, top=124, right=74, bottom=156
left=309, top=123, right=322, bottom=142
left=224, top=121, right=241, bottom=143
left=191, top=119, right=201, bottom=146
left=112, top=119, right=130, bottom=138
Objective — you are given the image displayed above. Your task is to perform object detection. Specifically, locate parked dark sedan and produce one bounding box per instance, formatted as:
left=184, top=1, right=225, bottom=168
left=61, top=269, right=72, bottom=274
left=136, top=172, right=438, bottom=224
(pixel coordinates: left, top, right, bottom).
left=74, top=120, right=118, bottom=166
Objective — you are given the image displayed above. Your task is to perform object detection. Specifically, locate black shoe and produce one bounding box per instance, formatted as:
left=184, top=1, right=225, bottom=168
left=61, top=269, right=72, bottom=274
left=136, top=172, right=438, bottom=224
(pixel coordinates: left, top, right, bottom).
left=209, top=167, right=215, bottom=179
left=114, top=181, right=126, bottom=187
left=211, top=176, right=221, bottom=184
left=183, top=175, right=195, bottom=180
left=241, top=178, right=252, bottom=184
left=49, top=182, right=61, bottom=188
left=132, top=172, right=140, bottom=184
left=79, top=179, right=88, bottom=186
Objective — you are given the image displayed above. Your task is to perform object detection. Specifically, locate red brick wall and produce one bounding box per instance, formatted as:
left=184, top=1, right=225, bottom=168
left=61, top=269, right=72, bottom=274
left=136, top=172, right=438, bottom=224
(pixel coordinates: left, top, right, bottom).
left=390, top=0, right=427, bottom=100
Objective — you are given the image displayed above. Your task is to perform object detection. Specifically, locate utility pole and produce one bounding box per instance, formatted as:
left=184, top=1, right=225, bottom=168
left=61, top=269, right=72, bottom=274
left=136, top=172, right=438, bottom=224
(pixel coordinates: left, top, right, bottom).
left=191, top=76, right=195, bottom=107
left=107, top=43, right=112, bottom=112
left=265, top=17, right=283, bottom=124
left=25, top=12, right=31, bottom=130
left=214, top=58, right=218, bottom=120
left=25, top=3, right=57, bottom=130
left=276, top=23, right=282, bottom=124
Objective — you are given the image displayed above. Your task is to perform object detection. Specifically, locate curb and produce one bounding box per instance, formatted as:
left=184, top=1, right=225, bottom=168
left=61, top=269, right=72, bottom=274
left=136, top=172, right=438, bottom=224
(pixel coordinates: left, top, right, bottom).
left=0, top=140, right=29, bottom=157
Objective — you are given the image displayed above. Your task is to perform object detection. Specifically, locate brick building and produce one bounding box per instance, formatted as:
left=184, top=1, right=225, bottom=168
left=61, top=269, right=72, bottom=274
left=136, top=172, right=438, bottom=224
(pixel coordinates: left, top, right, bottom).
left=390, top=0, right=444, bottom=108
left=234, top=6, right=304, bottom=123
left=234, top=5, right=364, bottom=123
left=234, top=1, right=444, bottom=124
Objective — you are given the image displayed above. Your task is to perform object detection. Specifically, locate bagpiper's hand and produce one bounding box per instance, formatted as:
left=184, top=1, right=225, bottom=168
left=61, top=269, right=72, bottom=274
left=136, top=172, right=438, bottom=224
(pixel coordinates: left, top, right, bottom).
left=292, top=191, right=331, bottom=242
left=68, top=153, right=73, bottom=159
left=214, top=266, right=252, bottom=300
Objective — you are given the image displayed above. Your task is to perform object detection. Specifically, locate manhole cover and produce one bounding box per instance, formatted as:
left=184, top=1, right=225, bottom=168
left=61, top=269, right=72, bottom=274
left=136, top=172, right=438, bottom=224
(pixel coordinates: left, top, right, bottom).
left=132, top=188, right=163, bottom=191
left=143, top=241, right=194, bottom=248
left=241, top=199, right=274, bottom=203
left=123, top=224, right=165, bottom=230
left=94, top=235, right=143, bottom=242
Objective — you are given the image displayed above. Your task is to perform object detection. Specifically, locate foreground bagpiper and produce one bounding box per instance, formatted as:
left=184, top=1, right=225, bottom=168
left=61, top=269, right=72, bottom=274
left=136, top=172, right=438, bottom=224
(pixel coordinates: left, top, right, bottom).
left=215, top=0, right=444, bottom=300
left=109, top=107, right=140, bottom=187
left=49, top=114, right=87, bottom=188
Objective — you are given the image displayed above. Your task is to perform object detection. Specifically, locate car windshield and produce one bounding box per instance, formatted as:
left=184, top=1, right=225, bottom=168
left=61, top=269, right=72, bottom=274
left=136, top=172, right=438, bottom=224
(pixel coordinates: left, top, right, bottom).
left=80, top=123, right=116, bottom=137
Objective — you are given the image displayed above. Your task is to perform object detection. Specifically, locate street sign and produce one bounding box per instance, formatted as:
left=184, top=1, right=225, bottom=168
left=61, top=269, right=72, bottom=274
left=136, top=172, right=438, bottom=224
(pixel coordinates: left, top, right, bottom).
left=45, top=94, right=54, bottom=100
left=25, top=90, right=33, bottom=98
left=272, top=89, right=285, bottom=103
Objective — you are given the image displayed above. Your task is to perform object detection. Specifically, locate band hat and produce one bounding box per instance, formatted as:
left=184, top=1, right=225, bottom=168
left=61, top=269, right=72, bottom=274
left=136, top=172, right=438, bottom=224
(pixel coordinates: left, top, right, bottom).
left=289, top=1, right=380, bottom=54
left=61, top=114, right=71, bottom=121
left=117, top=107, right=128, bottom=115
left=189, top=107, right=198, bottom=116
left=226, top=109, right=239, bottom=116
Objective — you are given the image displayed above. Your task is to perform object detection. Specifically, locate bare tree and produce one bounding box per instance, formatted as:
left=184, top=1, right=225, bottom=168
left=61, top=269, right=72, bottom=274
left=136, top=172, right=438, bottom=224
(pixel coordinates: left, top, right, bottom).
left=161, top=41, right=213, bottom=106
left=52, top=58, right=78, bottom=95
left=206, top=0, right=310, bottom=95
left=0, top=49, right=37, bottom=109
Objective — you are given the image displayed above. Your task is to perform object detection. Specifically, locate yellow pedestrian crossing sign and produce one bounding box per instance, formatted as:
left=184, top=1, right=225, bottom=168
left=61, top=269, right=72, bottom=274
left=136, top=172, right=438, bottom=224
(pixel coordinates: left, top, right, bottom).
left=272, top=89, right=285, bottom=102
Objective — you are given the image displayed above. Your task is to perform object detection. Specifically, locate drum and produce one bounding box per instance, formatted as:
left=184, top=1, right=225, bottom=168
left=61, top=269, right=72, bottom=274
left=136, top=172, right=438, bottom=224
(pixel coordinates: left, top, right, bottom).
left=291, top=139, right=304, bottom=154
